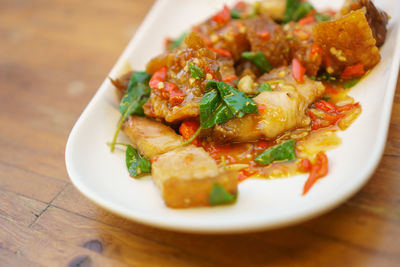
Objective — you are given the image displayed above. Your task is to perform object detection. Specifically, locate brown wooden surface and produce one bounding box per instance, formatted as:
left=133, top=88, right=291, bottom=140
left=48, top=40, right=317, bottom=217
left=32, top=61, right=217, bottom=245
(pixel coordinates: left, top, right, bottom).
left=0, top=0, right=399, bottom=266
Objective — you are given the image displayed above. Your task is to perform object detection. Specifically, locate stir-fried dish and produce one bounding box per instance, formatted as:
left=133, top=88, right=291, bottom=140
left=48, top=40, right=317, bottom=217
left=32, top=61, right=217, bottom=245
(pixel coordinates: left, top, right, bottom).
left=109, top=0, right=389, bottom=208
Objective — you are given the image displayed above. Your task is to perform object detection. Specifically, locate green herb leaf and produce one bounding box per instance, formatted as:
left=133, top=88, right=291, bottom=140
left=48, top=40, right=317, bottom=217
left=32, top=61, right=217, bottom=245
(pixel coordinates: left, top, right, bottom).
left=206, top=80, right=258, bottom=118
left=120, top=72, right=151, bottom=117
left=126, top=145, right=151, bottom=178
left=230, top=9, right=241, bottom=19
left=209, top=183, right=236, bottom=206
left=314, top=13, right=331, bottom=22
left=242, top=51, right=273, bottom=74
left=258, top=82, right=273, bottom=93
left=199, top=89, right=234, bottom=129
left=255, top=139, right=297, bottom=165
left=283, top=0, right=314, bottom=23
left=168, top=32, right=187, bottom=50
left=188, top=62, right=204, bottom=79
left=343, top=78, right=360, bottom=89
left=110, top=72, right=151, bottom=152
left=292, top=2, right=314, bottom=21
left=283, top=0, right=301, bottom=23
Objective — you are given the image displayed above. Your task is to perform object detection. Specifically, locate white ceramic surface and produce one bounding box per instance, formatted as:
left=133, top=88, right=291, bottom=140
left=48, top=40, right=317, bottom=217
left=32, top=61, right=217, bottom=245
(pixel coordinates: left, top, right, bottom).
left=65, top=0, right=400, bottom=233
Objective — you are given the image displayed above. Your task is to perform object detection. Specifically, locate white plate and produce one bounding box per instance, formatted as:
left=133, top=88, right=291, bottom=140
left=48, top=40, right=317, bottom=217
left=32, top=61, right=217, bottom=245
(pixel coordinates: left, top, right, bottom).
left=66, top=0, right=400, bottom=233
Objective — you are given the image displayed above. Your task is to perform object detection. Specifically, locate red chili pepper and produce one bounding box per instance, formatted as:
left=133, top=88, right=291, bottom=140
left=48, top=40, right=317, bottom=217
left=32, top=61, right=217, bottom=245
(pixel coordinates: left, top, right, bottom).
left=341, top=63, right=365, bottom=79
left=149, top=66, right=168, bottom=89
left=164, top=82, right=185, bottom=104
left=179, top=119, right=200, bottom=146
left=299, top=158, right=312, bottom=172
left=212, top=5, right=231, bottom=24
left=238, top=169, right=257, bottom=182
left=210, top=47, right=232, bottom=58
left=223, top=74, right=238, bottom=83
left=336, top=102, right=360, bottom=113
left=310, top=43, right=323, bottom=57
left=292, top=58, right=306, bottom=83
left=256, top=140, right=269, bottom=150
left=303, top=151, right=329, bottom=195
left=257, top=104, right=266, bottom=113
left=315, top=100, right=337, bottom=113
left=299, top=16, right=315, bottom=25
left=324, top=84, right=338, bottom=94
left=257, top=30, right=270, bottom=40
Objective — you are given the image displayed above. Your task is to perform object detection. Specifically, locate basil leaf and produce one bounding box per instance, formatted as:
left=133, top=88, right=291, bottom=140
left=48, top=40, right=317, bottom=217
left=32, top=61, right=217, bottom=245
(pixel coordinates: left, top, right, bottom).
left=283, top=0, right=314, bottom=23
left=111, top=72, right=151, bottom=152
left=258, top=82, right=273, bottom=93
left=255, top=139, right=297, bottom=165
left=202, top=104, right=234, bottom=129
left=120, top=72, right=151, bottom=118
left=314, top=13, right=331, bottom=22
left=126, top=145, right=151, bottom=178
left=242, top=51, right=273, bottom=74
left=283, top=0, right=301, bottom=23
left=207, top=80, right=258, bottom=118
left=168, top=32, right=187, bottom=50
left=209, top=183, right=236, bottom=206
left=199, top=90, right=234, bottom=129
left=343, top=78, right=360, bottom=89
left=188, top=62, right=204, bottom=79
left=292, top=3, right=314, bottom=21
left=230, top=9, right=241, bottom=19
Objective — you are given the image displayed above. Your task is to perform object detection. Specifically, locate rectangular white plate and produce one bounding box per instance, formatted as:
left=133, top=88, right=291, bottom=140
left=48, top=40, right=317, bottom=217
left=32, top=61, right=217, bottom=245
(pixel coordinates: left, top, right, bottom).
left=66, top=0, right=400, bottom=233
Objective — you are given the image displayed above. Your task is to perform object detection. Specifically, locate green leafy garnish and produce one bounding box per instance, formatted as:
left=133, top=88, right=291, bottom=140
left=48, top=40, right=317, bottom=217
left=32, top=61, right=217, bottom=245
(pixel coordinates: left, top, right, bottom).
left=314, top=13, right=331, bottom=22
left=257, top=82, right=273, bottom=93
left=343, top=78, right=360, bottom=89
left=126, top=145, right=151, bottom=177
left=255, top=139, right=297, bottom=165
left=206, top=80, right=258, bottom=119
left=283, top=0, right=314, bottom=23
left=188, top=62, right=204, bottom=79
left=110, top=72, right=151, bottom=152
left=168, top=32, right=187, bottom=50
left=209, top=183, right=236, bottom=206
left=230, top=9, right=241, bottom=19
left=182, top=81, right=257, bottom=145
left=242, top=51, right=273, bottom=74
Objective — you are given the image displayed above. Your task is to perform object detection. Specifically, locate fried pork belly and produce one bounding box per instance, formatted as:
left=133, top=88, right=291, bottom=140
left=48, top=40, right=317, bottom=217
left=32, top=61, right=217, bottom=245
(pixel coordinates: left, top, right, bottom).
left=152, top=145, right=238, bottom=208
left=122, top=115, right=183, bottom=159
left=144, top=33, right=220, bottom=123
left=283, top=22, right=322, bottom=77
left=340, top=0, right=389, bottom=47
left=313, top=9, right=381, bottom=75
left=245, top=16, right=290, bottom=67
left=210, top=67, right=325, bottom=143
left=191, top=18, right=250, bottom=61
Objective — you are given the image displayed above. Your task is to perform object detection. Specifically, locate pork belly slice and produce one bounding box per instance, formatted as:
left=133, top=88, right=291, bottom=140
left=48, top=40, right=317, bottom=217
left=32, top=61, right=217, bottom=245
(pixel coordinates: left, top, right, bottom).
left=313, top=9, right=380, bottom=75
left=152, top=145, right=238, bottom=208
left=122, top=115, right=183, bottom=159
left=340, top=0, right=389, bottom=47
left=210, top=68, right=325, bottom=143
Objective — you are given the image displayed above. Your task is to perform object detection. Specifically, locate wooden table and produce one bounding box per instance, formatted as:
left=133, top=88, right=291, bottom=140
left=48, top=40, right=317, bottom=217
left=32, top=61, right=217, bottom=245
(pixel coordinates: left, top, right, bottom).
left=0, top=0, right=399, bottom=266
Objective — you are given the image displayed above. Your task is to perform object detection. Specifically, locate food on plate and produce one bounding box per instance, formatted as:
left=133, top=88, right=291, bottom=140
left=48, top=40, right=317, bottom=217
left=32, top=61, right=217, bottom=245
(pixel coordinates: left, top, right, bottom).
left=109, top=0, right=388, bottom=208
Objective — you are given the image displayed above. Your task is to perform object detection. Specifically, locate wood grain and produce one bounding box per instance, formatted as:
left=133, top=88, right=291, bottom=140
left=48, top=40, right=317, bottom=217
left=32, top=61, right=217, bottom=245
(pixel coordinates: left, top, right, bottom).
left=0, top=0, right=399, bottom=266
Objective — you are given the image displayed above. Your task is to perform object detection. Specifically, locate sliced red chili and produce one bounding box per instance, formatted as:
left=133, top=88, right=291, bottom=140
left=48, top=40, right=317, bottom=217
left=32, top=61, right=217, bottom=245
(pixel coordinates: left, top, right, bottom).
left=212, top=5, right=231, bottom=24
left=303, top=152, right=329, bottom=195
left=292, top=58, right=306, bottom=83
left=179, top=119, right=200, bottom=146
left=299, top=16, right=315, bottom=25
left=210, top=47, right=232, bottom=58
left=149, top=66, right=168, bottom=89
left=341, top=63, right=364, bottom=79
